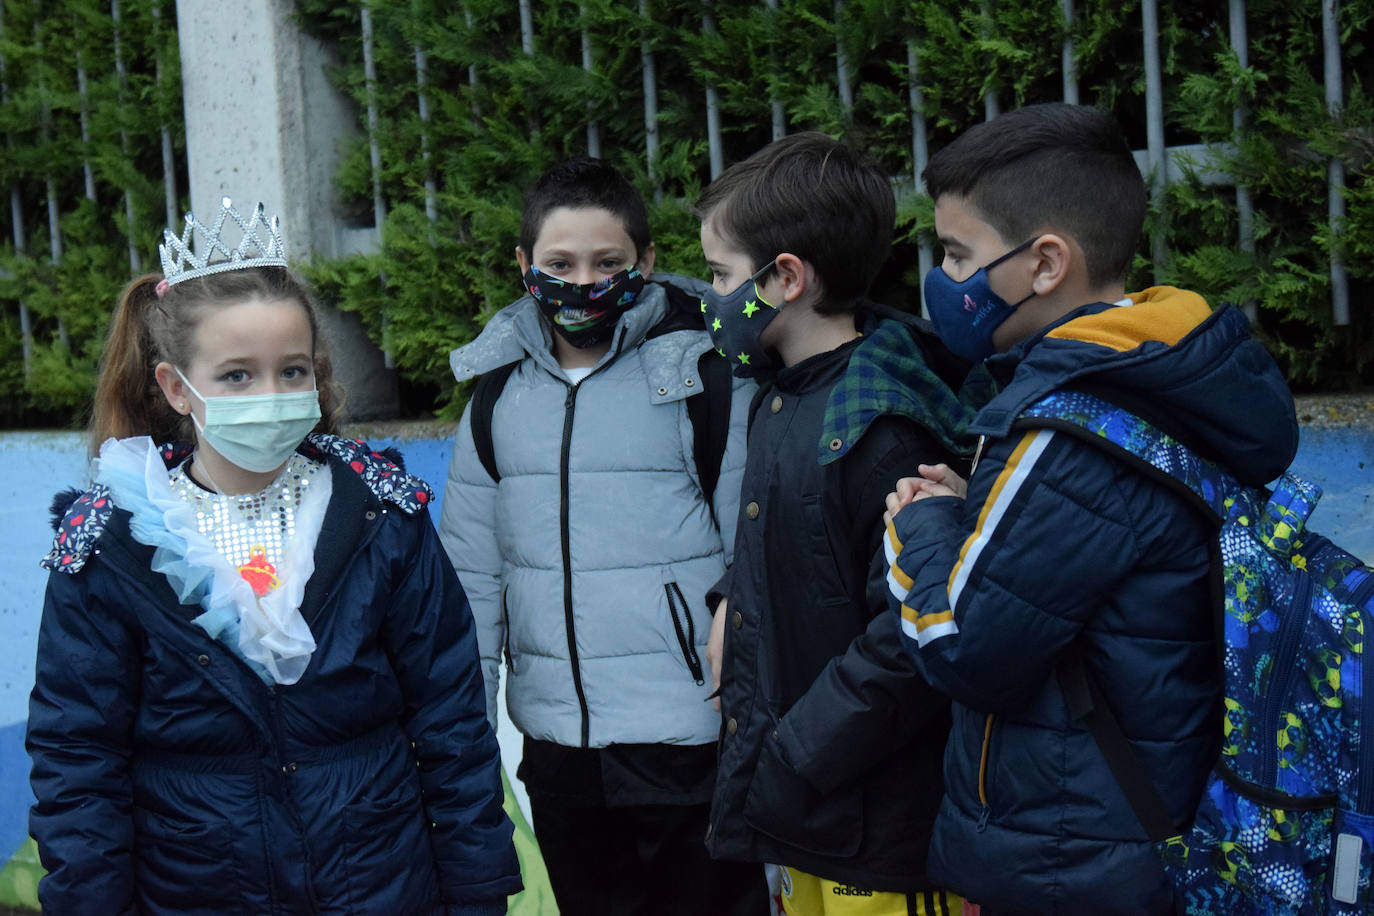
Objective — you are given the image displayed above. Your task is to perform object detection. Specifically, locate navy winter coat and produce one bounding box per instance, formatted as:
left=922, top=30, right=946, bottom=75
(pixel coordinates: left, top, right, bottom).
left=886, top=289, right=1300, bottom=913
left=27, top=436, right=522, bottom=915
left=708, top=311, right=973, bottom=892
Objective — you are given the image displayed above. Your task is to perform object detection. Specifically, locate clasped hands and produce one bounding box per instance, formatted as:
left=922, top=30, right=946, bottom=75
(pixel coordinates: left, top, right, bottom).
left=881, top=463, right=967, bottom=528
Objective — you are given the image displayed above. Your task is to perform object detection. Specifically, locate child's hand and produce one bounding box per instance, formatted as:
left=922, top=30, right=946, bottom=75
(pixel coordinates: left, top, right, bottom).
left=883, top=476, right=925, bottom=527
left=914, top=463, right=968, bottom=499
left=882, top=465, right=969, bottom=526
left=707, top=598, right=727, bottom=713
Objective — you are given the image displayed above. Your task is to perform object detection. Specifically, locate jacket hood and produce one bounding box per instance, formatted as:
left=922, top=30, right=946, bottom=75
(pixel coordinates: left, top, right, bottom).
left=972, top=286, right=1298, bottom=486
left=449, top=272, right=712, bottom=383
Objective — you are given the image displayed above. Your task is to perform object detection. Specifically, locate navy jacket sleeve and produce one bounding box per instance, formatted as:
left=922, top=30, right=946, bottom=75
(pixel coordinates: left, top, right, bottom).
left=886, top=428, right=1143, bottom=711
left=776, top=417, right=956, bottom=794
left=27, top=568, right=139, bottom=916
left=380, top=510, right=522, bottom=906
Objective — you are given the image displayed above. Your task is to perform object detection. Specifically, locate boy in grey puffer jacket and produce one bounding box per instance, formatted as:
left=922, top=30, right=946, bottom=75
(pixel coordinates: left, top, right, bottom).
left=438, top=157, right=765, bottom=916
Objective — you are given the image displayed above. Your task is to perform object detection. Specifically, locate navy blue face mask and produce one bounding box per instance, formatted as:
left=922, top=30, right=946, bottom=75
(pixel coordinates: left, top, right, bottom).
left=923, top=237, right=1038, bottom=362
left=701, top=259, right=780, bottom=378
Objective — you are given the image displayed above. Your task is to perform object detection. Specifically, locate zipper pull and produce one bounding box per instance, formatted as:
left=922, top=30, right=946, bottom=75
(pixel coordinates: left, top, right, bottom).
left=976, top=805, right=991, bottom=832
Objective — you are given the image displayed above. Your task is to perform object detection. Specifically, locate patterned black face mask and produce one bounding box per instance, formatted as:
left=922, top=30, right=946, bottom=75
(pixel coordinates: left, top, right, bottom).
left=524, top=266, right=646, bottom=349
left=700, top=259, right=779, bottom=378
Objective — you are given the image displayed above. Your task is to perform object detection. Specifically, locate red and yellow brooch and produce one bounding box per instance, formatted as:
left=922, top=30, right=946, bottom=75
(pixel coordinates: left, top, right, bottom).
left=237, top=545, right=281, bottom=597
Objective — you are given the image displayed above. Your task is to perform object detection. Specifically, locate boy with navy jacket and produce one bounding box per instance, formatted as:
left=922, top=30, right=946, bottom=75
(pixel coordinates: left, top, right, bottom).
left=699, top=132, right=972, bottom=915
left=884, top=103, right=1299, bottom=913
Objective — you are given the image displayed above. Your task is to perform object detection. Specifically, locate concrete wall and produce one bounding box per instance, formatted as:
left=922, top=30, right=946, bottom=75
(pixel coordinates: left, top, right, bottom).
left=173, top=0, right=397, bottom=421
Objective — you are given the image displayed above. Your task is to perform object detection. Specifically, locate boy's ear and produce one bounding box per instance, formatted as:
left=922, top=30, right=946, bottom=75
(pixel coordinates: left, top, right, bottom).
left=515, top=246, right=531, bottom=275
left=773, top=253, right=814, bottom=304
left=1029, top=234, right=1072, bottom=298
left=636, top=242, right=656, bottom=277
left=153, top=362, right=191, bottom=416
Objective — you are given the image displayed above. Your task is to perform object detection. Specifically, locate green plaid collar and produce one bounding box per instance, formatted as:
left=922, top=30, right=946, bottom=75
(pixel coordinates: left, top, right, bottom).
left=818, top=315, right=986, bottom=466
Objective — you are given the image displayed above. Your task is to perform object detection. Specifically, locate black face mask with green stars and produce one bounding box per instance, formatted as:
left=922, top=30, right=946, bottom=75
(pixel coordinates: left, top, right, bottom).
left=701, top=259, right=779, bottom=378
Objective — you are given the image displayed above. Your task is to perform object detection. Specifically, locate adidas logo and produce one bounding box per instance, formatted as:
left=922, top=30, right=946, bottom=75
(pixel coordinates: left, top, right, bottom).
left=831, top=885, right=875, bottom=897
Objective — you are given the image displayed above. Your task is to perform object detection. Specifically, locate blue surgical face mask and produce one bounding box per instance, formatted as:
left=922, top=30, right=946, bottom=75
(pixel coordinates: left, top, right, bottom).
left=176, top=368, right=321, bottom=474
left=700, top=259, right=779, bottom=378
left=923, top=237, right=1039, bottom=362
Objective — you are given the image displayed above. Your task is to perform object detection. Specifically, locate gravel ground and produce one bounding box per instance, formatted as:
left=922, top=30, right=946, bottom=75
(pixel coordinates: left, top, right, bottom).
left=1291, top=391, right=1374, bottom=430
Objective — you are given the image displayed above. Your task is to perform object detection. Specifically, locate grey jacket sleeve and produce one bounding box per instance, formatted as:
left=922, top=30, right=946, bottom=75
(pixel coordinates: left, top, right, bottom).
left=437, top=404, right=504, bottom=729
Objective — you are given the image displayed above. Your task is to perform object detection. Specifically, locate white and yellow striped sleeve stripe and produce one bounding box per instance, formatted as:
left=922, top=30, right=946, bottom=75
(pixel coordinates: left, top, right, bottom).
left=899, top=429, right=1057, bottom=649
left=885, top=517, right=911, bottom=601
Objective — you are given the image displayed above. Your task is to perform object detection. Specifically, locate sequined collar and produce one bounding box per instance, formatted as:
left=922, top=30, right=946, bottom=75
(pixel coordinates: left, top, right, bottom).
left=43, top=433, right=435, bottom=574
left=168, top=454, right=325, bottom=593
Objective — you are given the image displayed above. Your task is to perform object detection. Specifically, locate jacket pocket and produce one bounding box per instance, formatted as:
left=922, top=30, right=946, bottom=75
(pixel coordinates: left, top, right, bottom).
left=975, top=713, right=998, bottom=832
left=340, top=765, right=436, bottom=906
left=800, top=494, right=849, bottom=604
left=664, top=580, right=706, bottom=685
left=743, top=718, right=864, bottom=857
left=133, top=807, right=242, bottom=915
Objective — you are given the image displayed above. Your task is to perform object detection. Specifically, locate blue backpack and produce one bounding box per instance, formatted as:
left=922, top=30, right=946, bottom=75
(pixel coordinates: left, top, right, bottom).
left=1020, top=389, right=1374, bottom=915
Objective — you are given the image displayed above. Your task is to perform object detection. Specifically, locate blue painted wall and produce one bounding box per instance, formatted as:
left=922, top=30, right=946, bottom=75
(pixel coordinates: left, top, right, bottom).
left=0, top=421, right=1369, bottom=881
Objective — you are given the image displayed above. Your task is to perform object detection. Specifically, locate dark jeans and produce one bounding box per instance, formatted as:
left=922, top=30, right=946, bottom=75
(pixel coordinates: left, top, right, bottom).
left=530, top=793, right=770, bottom=916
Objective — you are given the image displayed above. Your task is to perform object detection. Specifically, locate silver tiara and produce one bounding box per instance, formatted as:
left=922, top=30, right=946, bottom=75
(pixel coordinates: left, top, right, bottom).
left=158, top=197, right=288, bottom=287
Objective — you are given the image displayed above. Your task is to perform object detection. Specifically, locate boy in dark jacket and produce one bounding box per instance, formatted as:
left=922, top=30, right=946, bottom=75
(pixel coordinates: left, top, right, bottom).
left=698, top=132, right=973, bottom=915
left=884, top=103, right=1299, bottom=913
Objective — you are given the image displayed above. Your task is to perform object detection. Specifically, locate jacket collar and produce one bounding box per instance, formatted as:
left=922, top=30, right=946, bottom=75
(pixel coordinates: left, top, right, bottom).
left=972, top=287, right=1217, bottom=436
left=43, top=434, right=431, bottom=574
left=449, top=275, right=691, bottom=382
left=298, top=457, right=376, bottom=627
left=969, top=287, right=1298, bottom=485
left=818, top=307, right=983, bottom=465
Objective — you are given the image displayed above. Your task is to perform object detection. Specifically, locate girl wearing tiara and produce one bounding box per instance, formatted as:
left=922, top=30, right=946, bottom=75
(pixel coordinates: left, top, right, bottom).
left=25, top=201, right=521, bottom=915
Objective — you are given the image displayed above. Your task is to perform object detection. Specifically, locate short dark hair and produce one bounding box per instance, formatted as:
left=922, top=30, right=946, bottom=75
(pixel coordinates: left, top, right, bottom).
left=923, top=104, right=1146, bottom=287
left=519, top=157, right=651, bottom=260
left=693, top=132, right=895, bottom=314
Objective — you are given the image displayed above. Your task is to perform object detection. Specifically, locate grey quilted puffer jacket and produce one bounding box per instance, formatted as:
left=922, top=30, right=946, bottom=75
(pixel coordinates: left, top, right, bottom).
left=438, top=275, right=751, bottom=748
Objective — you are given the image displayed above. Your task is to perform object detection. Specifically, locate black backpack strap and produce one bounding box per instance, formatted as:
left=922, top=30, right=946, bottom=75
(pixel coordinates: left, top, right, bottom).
left=469, top=361, right=519, bottom=484
left=646, top=279, right=735, bottom=520
left=1057, top=655, right=1182, bottom=843
left=688, top=349, right=732, bottom=518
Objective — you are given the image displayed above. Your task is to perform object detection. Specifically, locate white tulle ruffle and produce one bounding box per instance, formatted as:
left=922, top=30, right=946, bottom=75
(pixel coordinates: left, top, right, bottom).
left=94, top=436, right=328, bottom=685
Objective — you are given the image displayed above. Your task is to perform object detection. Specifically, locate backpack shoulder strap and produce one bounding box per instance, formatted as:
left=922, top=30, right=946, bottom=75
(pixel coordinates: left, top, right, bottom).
left=1016, top=389, right=1233, bottom=524
left=646, top=279, right=707, bottom=339
left=469, top=360, right=520, bottom=484
left=1021, top=388, right=1225, bottom=844
left=645, top=278, right=734, bottom=518
left=1056, top=655, right=1183, bottom=843
left=688, top=348, right=732, bottom=518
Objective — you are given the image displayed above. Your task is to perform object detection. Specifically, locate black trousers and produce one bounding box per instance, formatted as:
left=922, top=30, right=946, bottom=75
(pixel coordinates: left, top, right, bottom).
left=530, top=793, right=770, bottom=916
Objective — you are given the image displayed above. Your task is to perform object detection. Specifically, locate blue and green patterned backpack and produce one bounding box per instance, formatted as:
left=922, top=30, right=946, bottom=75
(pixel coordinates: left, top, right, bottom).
left=1021, top=389, right=1374, bottom=915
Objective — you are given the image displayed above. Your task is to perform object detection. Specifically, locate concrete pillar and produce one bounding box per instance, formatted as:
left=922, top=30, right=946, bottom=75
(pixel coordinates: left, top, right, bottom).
left=174, top=0, right=398, bottom=420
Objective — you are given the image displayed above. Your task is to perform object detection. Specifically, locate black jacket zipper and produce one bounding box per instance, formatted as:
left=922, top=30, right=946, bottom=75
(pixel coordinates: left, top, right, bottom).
left=560, top=382, right=592, bottom=747
left=665, top=581, right=705, bottom=685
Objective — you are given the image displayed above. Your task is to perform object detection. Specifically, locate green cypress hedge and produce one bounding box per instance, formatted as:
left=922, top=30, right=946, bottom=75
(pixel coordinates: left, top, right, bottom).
left=0, top=0, right=1368, bottom=425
